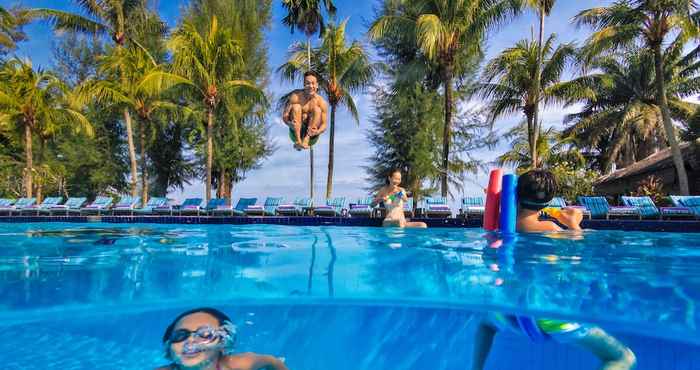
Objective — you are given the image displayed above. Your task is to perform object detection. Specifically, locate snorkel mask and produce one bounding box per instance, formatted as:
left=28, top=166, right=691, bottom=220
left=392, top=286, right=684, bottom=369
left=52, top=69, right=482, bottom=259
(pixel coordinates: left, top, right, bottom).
left=168, top=321, right=237, bottom=357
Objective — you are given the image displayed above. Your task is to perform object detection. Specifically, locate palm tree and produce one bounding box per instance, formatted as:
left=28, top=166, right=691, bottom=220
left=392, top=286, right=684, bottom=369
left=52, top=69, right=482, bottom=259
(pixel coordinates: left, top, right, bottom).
left=497, top=124, right=584, bottom=170
left=479, top=34, right=577, bottom=166
left=561, top=45, right=700, bottom=173
left=0, top=6, right=28, bottom=52
left=86, top=47, right=192, bottom=204
left=28, top=0, right=165, bottom=198
left=369, top=0, right=523, bottom=197
left=575, top=0, right=700, bottom=194
left=279, top=20, right=374, bottom=198
left=0, top=59, right=92, bottom=199
left=522, top=0, right=555, bottom=168
left=168, top=16, right=265, bottom=202
left=281, top=0, right=337, bottom=200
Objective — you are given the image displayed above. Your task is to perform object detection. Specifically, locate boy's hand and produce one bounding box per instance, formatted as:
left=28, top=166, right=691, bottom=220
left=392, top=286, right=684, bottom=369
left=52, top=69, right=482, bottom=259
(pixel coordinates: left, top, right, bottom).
left=556, top=207, right=583, bottom=230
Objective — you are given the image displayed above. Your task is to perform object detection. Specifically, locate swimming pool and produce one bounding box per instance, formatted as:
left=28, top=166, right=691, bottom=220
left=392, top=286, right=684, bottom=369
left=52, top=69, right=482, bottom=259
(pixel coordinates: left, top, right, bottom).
left=0, top=223, right=698, bottom=369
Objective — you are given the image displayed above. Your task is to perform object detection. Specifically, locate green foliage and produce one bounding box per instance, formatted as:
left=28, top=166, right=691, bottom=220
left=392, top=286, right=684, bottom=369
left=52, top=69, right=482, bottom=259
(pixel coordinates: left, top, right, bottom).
left=549, top=162, right=599, bottom=204
left=632, top=175, right=667, bottom=206
left=281, top=0, right=337, bottom=37
left=0, top=5, right=29, bottom=56
left=497, top=124, right=585, bottom=171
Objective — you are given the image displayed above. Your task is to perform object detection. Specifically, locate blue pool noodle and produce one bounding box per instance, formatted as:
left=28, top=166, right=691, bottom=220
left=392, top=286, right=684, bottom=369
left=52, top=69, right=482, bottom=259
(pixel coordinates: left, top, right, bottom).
left=499, top=174, right=518, bottom=233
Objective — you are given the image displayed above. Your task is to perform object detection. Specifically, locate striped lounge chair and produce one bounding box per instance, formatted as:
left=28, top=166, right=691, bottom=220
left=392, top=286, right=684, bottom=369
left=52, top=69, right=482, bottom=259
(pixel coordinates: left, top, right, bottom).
left=425, top=197, right=452, bottom=218
left=547, top=197, right=591, bottom=219
left=675, top=197, right=700, bottom=219
left=245, top=197, right=282, bottom=216
left=277, top=198, right=312, bottom=216
left=111, top=196, right=141, bottom=215
left=577, top=196, right=641, bottom=220
left=20, top=196, right=63, bottom=215
left=80, top=196, right=113, bottom=215
left=669, top=196, right=700, bottom=207
left=621, top=196, right=693, bottom=219
left=43, top=197, right=86, bottom=215
left=403, top=198, right=415, bottom=218
left=133, top=197, right=169, bottom=215
left=460, top=196, right=485, bottom=219
left=0, top=197, right=35, bottom=215
left=349, top=197, right=375, bottom=218
left=176, top=198, right=205, bottom=215
left=315, top=197, right=346, bottom=217
left=206, top=198, right=231, bottom=216
left=0, top=198, right=17, bottom=214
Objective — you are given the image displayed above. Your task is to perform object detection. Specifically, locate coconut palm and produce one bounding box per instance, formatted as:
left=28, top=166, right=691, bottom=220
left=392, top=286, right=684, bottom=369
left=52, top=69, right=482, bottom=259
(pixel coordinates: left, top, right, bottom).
left=369, top=0, right=523, bottom=197
left=0, top=58, right=92, bottom=198
left=281, top=0, right=337, bottom=200
left=562, top=44, right=700, bottom=173
left=85, top=47, right=193, bottom=204
left=28, top=0, right=165, bottom=198
left=168, top=16, right=265, bottom=202
left=480, top=34, right=577, bottom=167
left=0, top=6, right=29, bottom=52
left=575, top=0, right=700, bottom=194
left=279, top=20, right=375, bottom=198
left=497, top=124, right=584, bottom=171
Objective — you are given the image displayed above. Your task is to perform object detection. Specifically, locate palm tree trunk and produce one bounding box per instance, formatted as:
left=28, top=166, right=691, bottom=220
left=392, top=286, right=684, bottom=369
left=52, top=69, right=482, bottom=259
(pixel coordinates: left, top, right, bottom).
left=24, top=122, right=33, bottom=198
left=654, top=43, right=690, bottom=195
left=526, top=111, right=536, bottom=167
left=326, top=104, right=337, bottom=198
left=123, top=109, right=139, bottom=198
left=36, top=138, right=46, bottom=204
left=206, top=108, right=214, bottom=202
left=531, top=9, right=545, bottom=169
left=441, top=70, right=453, bottom=198
left=139, top=120, right=148, bottom=206
left=307, top=36, right=315, bottom=201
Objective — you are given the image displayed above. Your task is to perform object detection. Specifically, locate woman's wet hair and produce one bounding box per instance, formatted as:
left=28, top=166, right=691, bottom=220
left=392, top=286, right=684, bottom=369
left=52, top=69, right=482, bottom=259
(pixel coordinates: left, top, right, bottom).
left=162, top=307, right=231, bottom=343
left=385, top=168, right=402, bottom=185
left=517, top=170, right=558, bottom=211
left=303, top=70, right=319, bottom=81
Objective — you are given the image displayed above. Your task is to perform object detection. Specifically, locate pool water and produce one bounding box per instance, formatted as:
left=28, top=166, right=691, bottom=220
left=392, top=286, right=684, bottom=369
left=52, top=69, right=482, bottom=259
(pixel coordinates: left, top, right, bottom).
left=0, top=223, right=699, bottom=369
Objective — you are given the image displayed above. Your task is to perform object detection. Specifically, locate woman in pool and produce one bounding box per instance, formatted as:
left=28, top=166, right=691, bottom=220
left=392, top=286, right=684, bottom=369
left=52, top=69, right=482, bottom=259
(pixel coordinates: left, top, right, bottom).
left=371, top=169, right=427, bottom=228
left=157, top=307, right=288, bottom=370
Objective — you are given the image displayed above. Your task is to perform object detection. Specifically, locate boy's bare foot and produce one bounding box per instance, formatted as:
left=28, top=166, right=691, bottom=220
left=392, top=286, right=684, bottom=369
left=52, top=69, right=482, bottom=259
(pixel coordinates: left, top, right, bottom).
left=301, top=136, right=311, bottom=149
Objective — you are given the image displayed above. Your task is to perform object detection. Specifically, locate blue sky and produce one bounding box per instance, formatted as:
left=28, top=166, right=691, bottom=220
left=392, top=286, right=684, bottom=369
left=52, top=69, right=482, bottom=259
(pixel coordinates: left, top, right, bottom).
left=10, top=0, right=693, bottom=206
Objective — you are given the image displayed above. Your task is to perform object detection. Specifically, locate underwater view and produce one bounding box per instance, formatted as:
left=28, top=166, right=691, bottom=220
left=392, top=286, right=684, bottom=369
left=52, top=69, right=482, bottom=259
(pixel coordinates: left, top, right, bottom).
left=0, top=223, right=698, bottom=369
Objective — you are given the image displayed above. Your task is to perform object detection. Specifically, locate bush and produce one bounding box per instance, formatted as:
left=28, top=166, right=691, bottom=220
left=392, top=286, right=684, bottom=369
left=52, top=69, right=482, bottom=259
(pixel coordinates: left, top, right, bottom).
left=632, top=175, right=667, bottom=206
left=549, top=162, right=600, bottom=204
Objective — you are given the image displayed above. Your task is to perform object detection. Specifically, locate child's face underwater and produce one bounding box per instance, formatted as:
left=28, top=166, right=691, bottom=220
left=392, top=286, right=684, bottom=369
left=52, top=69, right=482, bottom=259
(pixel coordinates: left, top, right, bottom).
left=170, top=313, right=223, bottom=368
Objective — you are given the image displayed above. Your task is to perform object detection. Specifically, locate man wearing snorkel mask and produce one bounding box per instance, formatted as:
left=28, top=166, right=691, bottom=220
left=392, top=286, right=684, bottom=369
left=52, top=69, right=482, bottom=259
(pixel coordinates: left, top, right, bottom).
left=157, top=307, right=288, bottom=370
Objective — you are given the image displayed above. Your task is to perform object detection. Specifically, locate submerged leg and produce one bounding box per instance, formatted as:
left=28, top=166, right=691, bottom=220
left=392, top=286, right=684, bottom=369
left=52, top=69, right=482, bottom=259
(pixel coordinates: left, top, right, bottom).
left=471, top=322, right=497, bottom=370
left=574, top=327, right=636, bottom=370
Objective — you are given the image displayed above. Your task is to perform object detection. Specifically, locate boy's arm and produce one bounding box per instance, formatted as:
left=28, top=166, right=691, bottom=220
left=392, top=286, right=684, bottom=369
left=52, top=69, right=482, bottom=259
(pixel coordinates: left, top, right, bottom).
left=252, top=354, right=288, bottom=370
left=371, top=189, right=386, bottom=207
left=556, top=208, right=583, bottom=231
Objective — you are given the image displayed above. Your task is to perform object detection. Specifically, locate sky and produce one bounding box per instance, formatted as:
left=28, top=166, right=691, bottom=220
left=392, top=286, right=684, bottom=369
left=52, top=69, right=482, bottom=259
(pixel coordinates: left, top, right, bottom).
left=9, top=0, right=696, bottom=206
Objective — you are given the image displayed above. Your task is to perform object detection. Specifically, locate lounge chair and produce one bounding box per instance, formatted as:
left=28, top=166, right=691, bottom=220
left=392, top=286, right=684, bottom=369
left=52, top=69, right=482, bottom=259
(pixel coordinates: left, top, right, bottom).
left=244, top=197, right=281, bottom=216
left=424, top=197, right=452, bottom=218
left=403, top=198, right=415, bottom=218
left=111, top=196, right=141, bottom=215
left=133, top=197, right=169, bottom=215
left=314, top=197, right=346, bottom=217
left=0, top=199, right=16, bottom=214
left=44, top=197, right=87, bottom=215
left=80, top=196, right=114, bottom=215
left=349, top=197, right=375, bottom=218
left=669, top=195, right=700, bottom=207
left=577, top=196, right=641, bottom=220
left=19, top=197, right=63, bottom=215
left=672, top=197, right=700, bottom=219
left=175, top=198, right=205, bottom=215
left=277, top=197, right=312, bottom=216
left=0, top=197, right=35, bottom=215
left=460, top=196, right=485, bottom=219
left=620, top=196, right=693, bottom=219
left=207, top=198, right=231, bottom=216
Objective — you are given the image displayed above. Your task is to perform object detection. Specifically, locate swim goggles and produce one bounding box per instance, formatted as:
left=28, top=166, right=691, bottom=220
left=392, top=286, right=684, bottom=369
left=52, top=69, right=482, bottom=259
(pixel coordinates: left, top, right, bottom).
left=169, top=325, right=222, bottom=344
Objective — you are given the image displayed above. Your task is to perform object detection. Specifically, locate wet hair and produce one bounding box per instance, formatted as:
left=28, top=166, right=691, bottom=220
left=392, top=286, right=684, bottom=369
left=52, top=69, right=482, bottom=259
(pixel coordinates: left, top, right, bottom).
left=162, top=307, right=231, bottom=343
left=385, top=168, right=402, bottom=185
left=516, top=170, right=558, bottom=211
left=303, top=70, right=319, bottom=81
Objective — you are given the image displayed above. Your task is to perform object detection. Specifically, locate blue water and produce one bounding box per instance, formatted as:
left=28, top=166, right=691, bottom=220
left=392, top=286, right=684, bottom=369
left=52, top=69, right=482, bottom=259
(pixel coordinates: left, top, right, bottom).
left=0, top=223, right=699, bottom=369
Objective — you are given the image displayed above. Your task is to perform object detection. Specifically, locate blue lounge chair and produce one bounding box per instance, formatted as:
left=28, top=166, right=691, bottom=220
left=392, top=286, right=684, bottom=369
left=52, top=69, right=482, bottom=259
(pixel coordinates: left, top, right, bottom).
left=403, top=198, right=415, bottom=218
left=349, top=197, right=375, bottom=218
left=577, top=196, right=641, bottom=220
left=133, top=197, right=169, bottom=215
left=460, top=196, right=485, bottom=218
left=277, top=197, right=312, bottom=216
left=673, top=197, right=700, bottom=219
left=80, top=196, right=114, bottom=215
left=207, top=198, right=231, bottom=216
left=175, top=198, right=205, bottom=215
left=0, top=197, right=35, bottom=215
left=315, top=197, right=346, bottom=217
left=111, top=196, right=141, bottom=215
left=543, top=196, right=591, bottom=219
left=245, top=197, right=281, bottom=216
left=0, top=198, right=16, bottom=214
left=20, top=197, right=63, bottom=215
left=669, top=195, right=700, bottom=207
left=621, top=196, right=693, bottom=219
left=425, top=197, right=452, bottom=218
left=44, top=197, right=87, bottom=215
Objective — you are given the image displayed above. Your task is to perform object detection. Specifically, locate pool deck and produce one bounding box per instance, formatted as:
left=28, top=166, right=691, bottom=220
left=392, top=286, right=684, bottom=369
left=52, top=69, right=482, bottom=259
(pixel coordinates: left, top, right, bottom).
left=1, top=215, right=700, bottom=232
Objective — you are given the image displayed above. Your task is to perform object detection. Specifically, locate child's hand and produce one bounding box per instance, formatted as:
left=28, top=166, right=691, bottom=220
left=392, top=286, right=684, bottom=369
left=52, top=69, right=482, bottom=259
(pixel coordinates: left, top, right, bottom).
left=556, top=207, right=583, bottom=230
